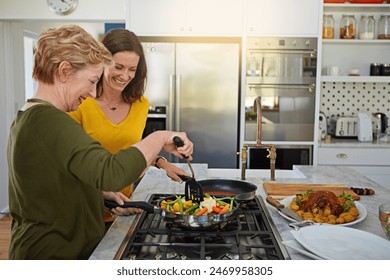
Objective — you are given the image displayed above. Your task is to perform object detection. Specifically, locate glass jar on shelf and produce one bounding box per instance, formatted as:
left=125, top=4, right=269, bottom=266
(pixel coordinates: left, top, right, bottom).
left=340, top=14, right=356, bottom=39
left=378, top=14, right=390, bottom=40
left=359, top=15, right=375, bottom=40
left=323, top=14, right=335, bottom=39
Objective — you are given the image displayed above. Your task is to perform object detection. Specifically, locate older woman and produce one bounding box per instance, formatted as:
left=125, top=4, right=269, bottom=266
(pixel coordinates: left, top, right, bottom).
left=7, top=25, right=193, bottom=260
left=68, top=29, right=189, bottom=229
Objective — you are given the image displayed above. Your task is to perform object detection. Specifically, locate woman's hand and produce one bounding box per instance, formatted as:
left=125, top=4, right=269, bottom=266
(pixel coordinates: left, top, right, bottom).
left=163, top=132, right=194, bottom=160
left=102, top=191, right=141, bottom=216
left=157, top=160, right=190, bottom=183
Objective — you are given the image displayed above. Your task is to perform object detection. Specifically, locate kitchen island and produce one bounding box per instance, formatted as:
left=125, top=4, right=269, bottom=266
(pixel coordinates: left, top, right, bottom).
left=90, top=164, right=390, bottom=260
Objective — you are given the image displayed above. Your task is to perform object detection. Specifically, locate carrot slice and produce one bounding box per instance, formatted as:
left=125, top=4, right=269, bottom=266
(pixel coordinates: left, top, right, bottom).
left=212, top=206, right=221, bottom=214
left=219, top=204, right=230, bottom=214
left=195, top=207, right=208, bottom=216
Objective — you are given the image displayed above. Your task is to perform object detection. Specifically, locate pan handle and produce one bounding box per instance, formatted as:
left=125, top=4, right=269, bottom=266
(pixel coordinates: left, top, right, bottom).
left=104, top=199, right=156, bottom=213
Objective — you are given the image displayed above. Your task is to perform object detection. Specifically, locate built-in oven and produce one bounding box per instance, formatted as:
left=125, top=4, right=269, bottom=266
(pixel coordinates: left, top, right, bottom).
left=245, top=37, right=317, bottom=142
left=142, top=106, right=167, bottom=138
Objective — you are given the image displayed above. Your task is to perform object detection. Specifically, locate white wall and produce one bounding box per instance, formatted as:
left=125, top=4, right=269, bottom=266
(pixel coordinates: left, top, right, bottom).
left=0, top=0, right=126, bottom=21
left=0, top=0, right=126, bottom=215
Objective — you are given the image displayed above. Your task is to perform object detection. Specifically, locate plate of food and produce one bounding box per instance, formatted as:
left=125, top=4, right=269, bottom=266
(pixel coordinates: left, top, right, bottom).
left=278, top=190, right=367, bottom=226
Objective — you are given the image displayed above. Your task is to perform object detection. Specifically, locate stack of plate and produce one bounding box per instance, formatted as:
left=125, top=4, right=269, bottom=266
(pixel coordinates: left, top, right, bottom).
left=287, top=225, right=390, bottom=260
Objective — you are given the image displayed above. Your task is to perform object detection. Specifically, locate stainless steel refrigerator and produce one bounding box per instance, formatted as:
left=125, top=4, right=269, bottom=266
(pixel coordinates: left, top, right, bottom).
left=141, top=38, right=241, bottom=168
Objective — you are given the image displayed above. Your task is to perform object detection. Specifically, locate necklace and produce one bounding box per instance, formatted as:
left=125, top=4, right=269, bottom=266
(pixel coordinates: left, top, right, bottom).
left=104, top=101, right=121, bottom=111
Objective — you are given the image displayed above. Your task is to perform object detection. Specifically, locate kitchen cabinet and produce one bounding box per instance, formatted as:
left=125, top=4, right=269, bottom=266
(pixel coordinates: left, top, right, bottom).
left=317, top=146, right=390, bottom=190
left=321, top=3, right=390, bottom=80
left=245, top=0, right=321, bottom=36
left=127, top=0, right=243, bottom=36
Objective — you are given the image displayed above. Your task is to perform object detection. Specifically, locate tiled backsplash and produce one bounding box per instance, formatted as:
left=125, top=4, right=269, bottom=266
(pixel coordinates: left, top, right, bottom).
left=320, top=82, right=390, bottom=135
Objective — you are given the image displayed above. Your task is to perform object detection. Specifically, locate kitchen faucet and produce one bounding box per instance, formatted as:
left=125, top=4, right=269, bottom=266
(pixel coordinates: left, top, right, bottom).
left=240, top=96, right=276, bottom=181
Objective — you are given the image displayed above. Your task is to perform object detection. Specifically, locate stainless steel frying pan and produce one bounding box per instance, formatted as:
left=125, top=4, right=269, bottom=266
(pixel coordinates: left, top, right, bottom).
left=104, top=194, right=238, bottom=230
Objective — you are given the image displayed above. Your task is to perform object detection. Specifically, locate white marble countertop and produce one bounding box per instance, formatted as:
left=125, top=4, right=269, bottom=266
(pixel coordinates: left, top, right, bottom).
left=89, top=164, right=390, bottom=260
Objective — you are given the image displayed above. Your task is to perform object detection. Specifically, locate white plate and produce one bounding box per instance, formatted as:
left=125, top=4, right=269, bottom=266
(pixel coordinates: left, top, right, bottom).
left=278, top=195, right=367, bottom=226
left=282, top=240, right=324, bottom=260
left=290, top=225, right=390, bottom=260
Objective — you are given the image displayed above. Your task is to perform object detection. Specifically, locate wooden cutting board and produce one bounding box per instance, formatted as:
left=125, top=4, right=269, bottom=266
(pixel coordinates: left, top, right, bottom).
left=263, top=183, right=360, bottom=200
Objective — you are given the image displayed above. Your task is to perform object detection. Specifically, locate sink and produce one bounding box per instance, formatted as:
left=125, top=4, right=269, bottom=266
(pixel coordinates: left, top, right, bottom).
left=207, top=168, right=306, bottom=179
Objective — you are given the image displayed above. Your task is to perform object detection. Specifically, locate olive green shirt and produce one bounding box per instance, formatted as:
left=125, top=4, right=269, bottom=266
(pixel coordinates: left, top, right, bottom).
left=7, top=103, right=146, bottom=259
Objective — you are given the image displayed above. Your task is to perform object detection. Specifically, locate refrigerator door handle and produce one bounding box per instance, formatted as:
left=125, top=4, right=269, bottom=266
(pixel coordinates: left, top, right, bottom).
left=168, top=74, right=175, bottom=131
left=174, top=74, right=181, bottom=131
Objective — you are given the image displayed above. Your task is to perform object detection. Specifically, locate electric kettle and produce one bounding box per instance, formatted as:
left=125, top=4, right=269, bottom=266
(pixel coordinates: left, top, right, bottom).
left=372, top=112, right=388, bottom=134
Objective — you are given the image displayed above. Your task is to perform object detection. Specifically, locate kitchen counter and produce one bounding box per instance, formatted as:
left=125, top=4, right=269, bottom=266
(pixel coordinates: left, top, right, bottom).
left=89, top=164, right=390, bottom=260
left=319, top=134, right=390, bottom=148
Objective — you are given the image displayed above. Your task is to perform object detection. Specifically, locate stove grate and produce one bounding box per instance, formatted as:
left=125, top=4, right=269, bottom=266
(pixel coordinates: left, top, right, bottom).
left=118, top=194, right=289, bottom=260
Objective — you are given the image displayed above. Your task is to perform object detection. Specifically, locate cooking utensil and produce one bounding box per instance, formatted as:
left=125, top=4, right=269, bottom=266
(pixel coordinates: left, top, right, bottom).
left=173, top=136, right=204, bottom=203
left=350, top=187, right=375, bottom=195
left=266, top=195, right=303, bottom=222
left=104, top=194, right=238, bottom=230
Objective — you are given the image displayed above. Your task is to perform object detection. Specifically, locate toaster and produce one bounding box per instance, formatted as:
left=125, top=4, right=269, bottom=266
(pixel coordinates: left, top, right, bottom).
left=335, top=117, right=358, bottom=137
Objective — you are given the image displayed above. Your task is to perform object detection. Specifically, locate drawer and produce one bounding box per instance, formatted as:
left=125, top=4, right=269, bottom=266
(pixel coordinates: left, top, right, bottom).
left=318, top=147, right=390, bottom=166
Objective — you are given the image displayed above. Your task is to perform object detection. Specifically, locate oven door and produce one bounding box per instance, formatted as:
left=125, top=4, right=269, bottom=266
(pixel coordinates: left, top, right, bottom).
left=244, top=84, right=315, bottom=142
left=246, top=38, right=317, bottom=85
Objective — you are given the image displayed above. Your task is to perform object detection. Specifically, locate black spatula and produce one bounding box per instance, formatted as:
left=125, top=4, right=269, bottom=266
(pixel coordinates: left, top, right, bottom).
left=173, top=136, right=204, bottom=203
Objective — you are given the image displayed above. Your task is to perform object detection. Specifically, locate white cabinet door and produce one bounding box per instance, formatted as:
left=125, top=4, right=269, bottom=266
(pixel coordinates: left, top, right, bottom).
left=246, top=0, right=320, bottom=36
left=128, top=0, right=186, bottom=35
left=186, top=0, right=243, bottom=35
left=128, top=0, right=243, bottom=36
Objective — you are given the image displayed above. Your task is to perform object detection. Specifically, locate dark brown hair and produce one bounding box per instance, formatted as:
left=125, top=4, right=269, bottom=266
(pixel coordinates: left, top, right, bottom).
left=97, top=29, right=147, bottom=104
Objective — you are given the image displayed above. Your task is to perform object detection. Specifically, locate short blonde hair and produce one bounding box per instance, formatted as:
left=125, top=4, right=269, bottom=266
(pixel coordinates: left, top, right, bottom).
left=33, top=25, right=113, bottom=84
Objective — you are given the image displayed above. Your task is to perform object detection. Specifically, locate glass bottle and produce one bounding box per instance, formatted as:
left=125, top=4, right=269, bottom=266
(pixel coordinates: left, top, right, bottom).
left=378, top=14, right=390, bottom=40
left=323, top=14, right=335, bottom=39
left=340, top=14, right=356, bottom=39
left=359, top=15, right=375, bottom=40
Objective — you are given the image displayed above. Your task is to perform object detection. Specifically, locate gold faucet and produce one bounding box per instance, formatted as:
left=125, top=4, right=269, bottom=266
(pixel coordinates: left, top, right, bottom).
left=240, top=96, right=276, bottom=181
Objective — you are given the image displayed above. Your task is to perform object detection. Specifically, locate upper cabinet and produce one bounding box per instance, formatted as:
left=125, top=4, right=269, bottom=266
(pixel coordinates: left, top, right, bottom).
left=245, top=0, right=321, bottom=36
left=126, top=0, right=322, bottom=37
left=321, top=2, right=390, bottom=82
left=127, top=0, right=243, bottom=36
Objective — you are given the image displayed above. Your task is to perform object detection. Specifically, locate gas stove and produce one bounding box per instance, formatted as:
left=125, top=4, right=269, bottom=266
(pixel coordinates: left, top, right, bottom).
left=113, top=194, right=290, bottom=260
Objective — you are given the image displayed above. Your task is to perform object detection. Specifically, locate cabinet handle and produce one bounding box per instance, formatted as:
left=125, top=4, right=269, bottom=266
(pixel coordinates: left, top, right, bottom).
left=336, top=153, right=348, bottom=159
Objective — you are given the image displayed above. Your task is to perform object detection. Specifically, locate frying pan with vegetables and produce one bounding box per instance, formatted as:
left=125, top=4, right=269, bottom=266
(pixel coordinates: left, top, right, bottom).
left=104, top=194, right=238, bottom=230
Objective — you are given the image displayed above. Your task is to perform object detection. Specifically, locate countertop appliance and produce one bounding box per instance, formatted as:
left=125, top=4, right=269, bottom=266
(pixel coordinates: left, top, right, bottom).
left=113, top=193, right=290, bottom=260
left=245, top=37, right=317, bottom=142
left=319, top=111, right=327, bottom=140
left=334, top=116, right=358, bottom=138
left=372, top=112, right=388, bottom=134
left=358, top=112, right=373, bottom=142
left=142, top=38, right=240, bottom=168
